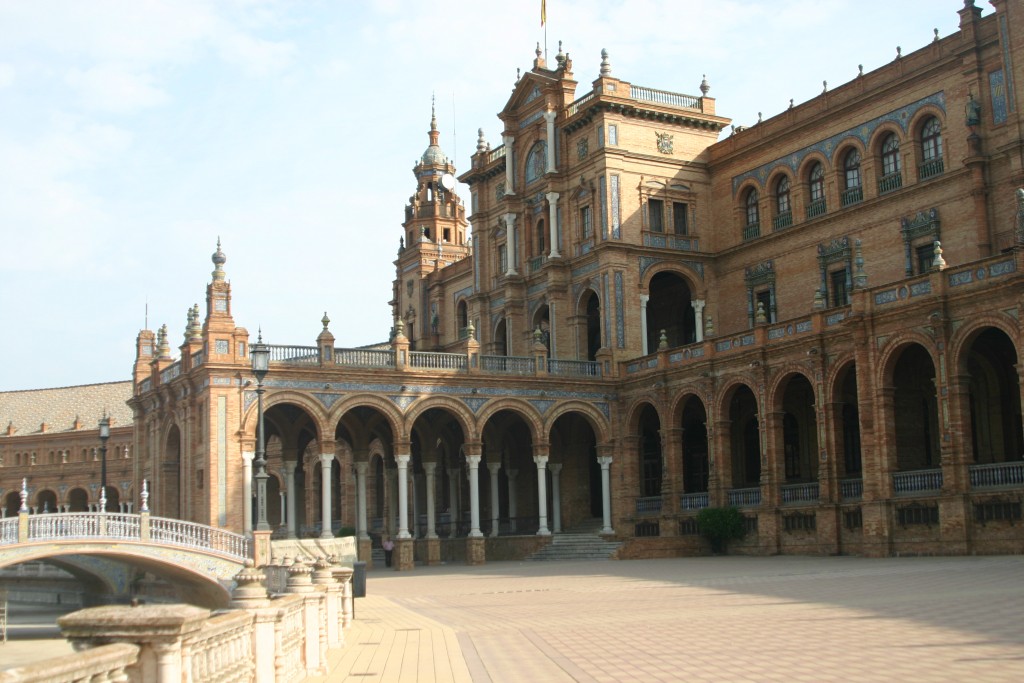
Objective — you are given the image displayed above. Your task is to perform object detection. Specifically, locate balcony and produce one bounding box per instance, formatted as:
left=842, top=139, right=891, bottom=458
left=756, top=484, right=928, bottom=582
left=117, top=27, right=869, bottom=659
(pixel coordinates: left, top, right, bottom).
left=840, top=478, right=863, bottom=500
left=635, top=496, right=663, bottom=515
left=878, top=171, right=903, bottom=195
left=547, top=359, right=601, bottom=377
left=840, top=186, right=863, bottom=207
left=806, top=198, right=827, bottom=219
left=918, top=157, right=944, bottom=181
left=772, top=212, right=793, bottom=231
left=781, top=482, right=819, bottom=504
left=480, top=355, right=535, bottom=375
left=969, top=461, right=1024, bottom=489
left=728, top=487, right=761, bottom=507
left=742, top=222, right=761, bottom=241
left=680, top=492, right=709, bottom=511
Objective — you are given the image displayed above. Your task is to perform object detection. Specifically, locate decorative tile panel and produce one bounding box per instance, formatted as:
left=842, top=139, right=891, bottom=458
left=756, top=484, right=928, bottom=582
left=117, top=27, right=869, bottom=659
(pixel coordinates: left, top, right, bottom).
left=615, top=271, right=625, bottom=348
left=875, top=289, right=898, bottom=305
left=909, top=281, right=932, bottom=297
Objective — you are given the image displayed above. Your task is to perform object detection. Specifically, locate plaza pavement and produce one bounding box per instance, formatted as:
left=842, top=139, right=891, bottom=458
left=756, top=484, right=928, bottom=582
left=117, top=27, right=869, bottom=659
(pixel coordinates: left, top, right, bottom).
left=312, top=555, right=1024, bottom=682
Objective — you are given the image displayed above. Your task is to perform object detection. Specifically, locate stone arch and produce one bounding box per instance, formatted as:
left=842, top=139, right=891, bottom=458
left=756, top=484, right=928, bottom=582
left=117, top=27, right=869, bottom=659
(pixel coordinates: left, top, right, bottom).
left=543, top=401, right=611, bottom=444
left=907, top=105, right=946, bottom=143
left=672, top=391, right=710, bottom=495
left=767, top=366, right=817, bottom=412
left=949, top=314, right=1021, bottom=368
left=34, top=488, right=58, bottom=513
left=476, top=399, right=544, bottom=443
left=877, top=332, right=938, bottom=388
left=404, top=396, right=480, bottom=445
left=734, top=177, right=763, bottom=200
left=242, top=390, right=328, bottom=444
left=328, top=394, right=404, bottom=443
left=829, top=136, right=867, bottom=168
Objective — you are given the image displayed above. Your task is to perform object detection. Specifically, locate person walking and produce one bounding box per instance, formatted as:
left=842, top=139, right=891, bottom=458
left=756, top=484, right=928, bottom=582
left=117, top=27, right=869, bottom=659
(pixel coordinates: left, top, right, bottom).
left=382, top=536, right=394, bottom=567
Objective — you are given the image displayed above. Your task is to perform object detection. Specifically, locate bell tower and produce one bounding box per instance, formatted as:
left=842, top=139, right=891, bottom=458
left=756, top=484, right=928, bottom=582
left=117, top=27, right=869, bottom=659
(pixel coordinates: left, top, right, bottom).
left=391, top=99, right=470, bottom=348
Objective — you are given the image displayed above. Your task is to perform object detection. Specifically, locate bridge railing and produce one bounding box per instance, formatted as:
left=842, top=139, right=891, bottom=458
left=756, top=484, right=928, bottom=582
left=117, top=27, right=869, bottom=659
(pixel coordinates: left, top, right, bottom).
left=149, top=516, right=250, bottom=560
left=0, top=518, right=16, bottom=544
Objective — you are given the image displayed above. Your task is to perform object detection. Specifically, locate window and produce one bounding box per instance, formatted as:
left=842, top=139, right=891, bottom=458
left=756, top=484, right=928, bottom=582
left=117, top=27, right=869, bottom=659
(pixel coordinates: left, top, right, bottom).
left=745, top=189, right=760, bottom=227
left=535, top=219, right=546, bottom=254
left=879, top=133, right=903, bottom=194
left=525, top=141, right=547, bottom=185
left=807, top=162, right=826, bottom=218
left=498, top=244, right=508, bottom=273
left=841, top=149, right=862, bottom=207
left=580, top=206, right=592, bottom=239
left=776, top=176, right=791, bottom=215
left=916, top=243, right=934, bottom=274
left=597, top=125, right=604, bottom=147
left=648, top=198, right=664, bottom=232
left=920, top=117, right=944, bottom=180
left=672, top=202, right=688, bottom=235
left=608, top=124, right=618, bottom=145
left=830, top=268, right=849, bottom=307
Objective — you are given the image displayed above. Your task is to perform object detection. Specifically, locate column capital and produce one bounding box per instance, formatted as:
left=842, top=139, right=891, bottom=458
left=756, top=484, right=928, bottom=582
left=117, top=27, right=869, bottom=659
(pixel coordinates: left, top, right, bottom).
left=545, top=191, right=560, bottom=203
left=542, top=110, right=557, bottom=123
left=241, top=451, right=254, bottom=464
left=463, top=441, right=483, bottom=457
left=533, top=455, right=549, bottom=467
left=354, top=461, right=368, bottom=475
left=395, top=453, right=411, bottom=466
left=319, top=452, right=335, bottom=465
left=597, top=455, right=613, bottom=467
left=640, top=293, right=650, bottom=305
left=503, top=212, right=517, bottom=227
left=282, top=461, right=297, bottom=474
left=502, top=134, right=515, bottom=145
left=423, top=461, right=437, bottom=474
left=466, top=454, right=482, bottom=467
left=548, top=463, right=563, bottom=474
left=487, top=461, right=502, bottom=474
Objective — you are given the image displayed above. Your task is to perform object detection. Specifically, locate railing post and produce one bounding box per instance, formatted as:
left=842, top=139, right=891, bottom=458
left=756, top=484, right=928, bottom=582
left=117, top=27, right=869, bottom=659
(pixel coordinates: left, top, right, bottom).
left=140, top=511, right=150, bottom=542
left=17, top=510, right=28, bottom=543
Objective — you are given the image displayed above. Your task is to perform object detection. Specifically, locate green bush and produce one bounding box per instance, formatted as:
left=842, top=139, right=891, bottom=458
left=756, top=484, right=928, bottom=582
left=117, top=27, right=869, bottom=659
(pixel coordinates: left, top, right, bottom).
left=696, top=507, right=746, bottom=554
left=336, top=526, right=357, bottom=537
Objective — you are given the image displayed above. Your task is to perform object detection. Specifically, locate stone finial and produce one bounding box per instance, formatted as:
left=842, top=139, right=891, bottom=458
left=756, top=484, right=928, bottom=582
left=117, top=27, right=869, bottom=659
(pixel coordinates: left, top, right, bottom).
left=822, top=80, right=828, bottom=93
left=895, top=46, right=902, bottom=59
left=933, top=28, right=940, bottom=43
left=789, top=98, right=794, bottom=109
left=394, top=317, right=406, bottom=339
left=535, top=42, right=542, bottom=59
left=705, top=315, right=714, bottom=337
left=190, top=304, right=202, bottom=340
left=556, top=40, right=565, bottom=68
left=516, top=67, right=521, bottom=83
left=853, top=239, right=868, bottom=288
left=140, top=479, right=149, bottom=512
left=19, top=478, right=28, bottom=512
left=533, top=327, right=543, bottom=344
left=158, top=324, right=171, bottom=358
left=858, top=64, right=864, bottom=77
left=230, top=560, right=270, bottom=607
left=933, top=241, right=947, bottom=270
left=813, top=288, right=825, bottom=311
left=312, top=557, right=335, bottom=585
left=476, top=128, right=487, bottom=153
left=756, top=300, right=769, bottom=323
left=757, top=112, right=762, bottom=124
left=321, top=312, right=330, bottom=331
left=600, top=48, right=611, bottom=76
left=285, top=557, right=315, bottom=593
left=211, top=237, right=227, bottom=282
left=184, top=307, right=193, bottom=343
left=658, top=329, right=668, bottom=351
left=467, top=319, right=476, bottom=341
left=699, top=74, right=709, bottom=96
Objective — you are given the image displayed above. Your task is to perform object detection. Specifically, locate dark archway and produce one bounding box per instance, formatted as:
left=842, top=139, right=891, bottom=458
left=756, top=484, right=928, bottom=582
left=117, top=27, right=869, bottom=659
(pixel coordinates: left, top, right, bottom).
left=162, top=424, right=182, bottom=519
left=68, top=487, right=89, bottom=512
left=729, top=386, right=761, bottom=487
left=646, top=272, right=696, bottom=352
left=580, top=290, right=601, bottom=361
left=481, top=409, right=536, bottom=535
left=3, top=491, right=19, bottom=517
left=550, top=412, right=601, bottom=525
left=892, top=344, right=939, bottom=471
left=781, top=374, right=818, bottom=483
left=36, top=489, right=58, bottom=513
left=965, top=328, right=1023, bottom=464
left=836, top=364, right=862, bottom=478
left=637, top=405, right=662, bottom=498
left=679, top=396, right=709, bottom=494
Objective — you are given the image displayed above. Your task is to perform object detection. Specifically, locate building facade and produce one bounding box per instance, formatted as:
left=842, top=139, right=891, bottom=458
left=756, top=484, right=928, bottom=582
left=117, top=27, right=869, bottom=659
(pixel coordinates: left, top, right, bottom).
left=7, top=0, right=1023, bottom=566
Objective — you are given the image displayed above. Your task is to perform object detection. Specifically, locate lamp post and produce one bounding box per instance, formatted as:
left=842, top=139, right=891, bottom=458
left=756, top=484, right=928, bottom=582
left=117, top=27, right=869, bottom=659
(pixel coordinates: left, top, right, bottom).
left=98, top=415, right=110, bottom=513
left=250, top=332, right=271, bottom=531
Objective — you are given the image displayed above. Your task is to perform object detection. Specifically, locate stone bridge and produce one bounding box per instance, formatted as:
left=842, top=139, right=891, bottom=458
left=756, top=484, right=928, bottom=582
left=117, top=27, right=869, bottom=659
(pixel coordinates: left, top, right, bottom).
left=0, top=512, right=250, bottom=607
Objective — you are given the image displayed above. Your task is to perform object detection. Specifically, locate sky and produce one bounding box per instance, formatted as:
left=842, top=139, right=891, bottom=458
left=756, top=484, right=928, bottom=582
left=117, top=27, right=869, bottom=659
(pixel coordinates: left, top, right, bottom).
left=0, top=0, right=970, bottom=391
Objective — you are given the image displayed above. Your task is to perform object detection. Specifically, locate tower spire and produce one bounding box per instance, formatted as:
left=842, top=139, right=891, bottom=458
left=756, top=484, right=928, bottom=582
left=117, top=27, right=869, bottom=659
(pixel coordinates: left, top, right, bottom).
left=429, top=93, right=439, bottom=146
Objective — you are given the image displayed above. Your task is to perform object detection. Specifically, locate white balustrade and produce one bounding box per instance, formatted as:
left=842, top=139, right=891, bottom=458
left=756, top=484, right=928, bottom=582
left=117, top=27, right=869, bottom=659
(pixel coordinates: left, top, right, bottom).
left=728, top=487, right=761, bottom=507
left=0, top=518, right=16, bottom=544
left=409, top=351, right=468, bottom=370
left=547, top=359, right=601, bottom=377
left=970, top=461, right=1024, bottom=488
left=334, top=348, right=395, bottom=367
left=892, top=468, right=943, bottom=495
left=840, top=478, right=863, bottom=500
left=635, top=496, right=663, bottom=514
left=680, top=492, right=709, bottom=510
left=781, top=482, right=819, bottom=504
left=481, top=355, right=535, bottom=374
left=187, top=611, right=255, bottom=683
left=150, top=517, right=250, bottom=560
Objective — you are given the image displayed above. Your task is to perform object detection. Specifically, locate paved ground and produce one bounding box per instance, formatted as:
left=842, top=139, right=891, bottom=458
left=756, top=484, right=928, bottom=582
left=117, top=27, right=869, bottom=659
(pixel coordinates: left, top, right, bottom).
left=0, top=604, right=75, bottom=670
left=313, top=555, right=1024, bottom=682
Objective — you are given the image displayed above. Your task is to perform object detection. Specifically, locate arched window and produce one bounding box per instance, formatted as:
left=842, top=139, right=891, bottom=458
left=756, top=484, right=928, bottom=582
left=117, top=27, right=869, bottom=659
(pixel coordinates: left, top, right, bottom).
left=842, top=149, right=862, bottom=206
left=743, top=189, right=760, bottom=239
left=807, top=162, right=826, bottom=218
left=774, top=176, right=792, bottom=230
left=879, top=133, right=902, bottom=193
left=920, top=117, right=944, bottom=180
left=535, top=218, right=546, bottom=256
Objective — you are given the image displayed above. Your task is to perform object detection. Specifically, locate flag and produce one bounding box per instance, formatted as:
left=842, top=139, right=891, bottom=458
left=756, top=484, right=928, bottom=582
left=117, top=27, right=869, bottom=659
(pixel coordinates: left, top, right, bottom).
left=541, top=0, right=546, bottom=26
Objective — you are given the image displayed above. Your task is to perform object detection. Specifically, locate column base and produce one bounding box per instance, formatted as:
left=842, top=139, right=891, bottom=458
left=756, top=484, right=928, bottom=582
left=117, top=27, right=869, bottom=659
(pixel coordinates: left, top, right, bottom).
left=357, top=537, right=373, bottom=569
left=396, top=538, right=415, bottom=571
left=424, top=537, right=442, bottom=565
left=465, top=536, right=486, bottom=566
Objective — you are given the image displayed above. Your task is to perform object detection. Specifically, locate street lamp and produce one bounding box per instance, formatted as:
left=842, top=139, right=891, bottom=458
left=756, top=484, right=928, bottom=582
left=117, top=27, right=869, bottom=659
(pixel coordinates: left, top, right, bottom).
left=250, top=332, right=271, bottom=532
left=98, top=415, right=110, bottom=513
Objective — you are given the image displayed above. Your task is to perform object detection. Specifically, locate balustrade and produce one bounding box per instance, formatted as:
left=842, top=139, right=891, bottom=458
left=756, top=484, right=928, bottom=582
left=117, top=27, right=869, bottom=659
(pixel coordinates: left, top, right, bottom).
left=878, top=171, right=903, bottom=194
left=547, top=359, right=601, bottom=377
left=969, top=461, right=1024, bottom=488
left=728, top=487, right=761, bottom=507
left=629, top=84, right=701, bottom=109
left=147, top=517, right=250, bottom=559
left=806, top=198, right=827, bottom=219
left=0, top=518, right=16, bottom=544
left=268, top=345, right=319, bottom=364
left=188, top=611, right=255, bottom=683
left=27, top=513, right=103, bottom=541
left=0, top=643, right=141, bottom=683
left=772, top=212, right=792, bottom=231
left=481, top=355, right=535, bottom=374
left=635, top=496, right=663, bottom=515
left=679, top=492, right=709, bottom=511
left=409, top=351, right=467, bottom=370
left=840, top=478, right=863, bottom=500
left=918, top=157, right=944, bottom=181
left=566, top=92, right=595, bottom=117
left=781, top=482, right=819, bottom=504
left=840, top=186, right=863, bottom=207
left=742, top=222, right=761, bottom=241
left=892, top=468, right=942, bottom=495
left=334, top=348, right=395, bottom=368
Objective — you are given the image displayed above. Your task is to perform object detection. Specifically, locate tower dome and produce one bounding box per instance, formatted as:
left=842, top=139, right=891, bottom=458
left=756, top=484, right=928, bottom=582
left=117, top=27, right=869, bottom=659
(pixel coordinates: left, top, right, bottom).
left=420, top=97, right=448, bottom=166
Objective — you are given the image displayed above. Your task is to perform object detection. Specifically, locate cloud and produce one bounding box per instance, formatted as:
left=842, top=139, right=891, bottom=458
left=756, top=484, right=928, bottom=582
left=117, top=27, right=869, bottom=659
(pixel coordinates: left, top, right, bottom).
left=65, top=64, right=168, bottom=113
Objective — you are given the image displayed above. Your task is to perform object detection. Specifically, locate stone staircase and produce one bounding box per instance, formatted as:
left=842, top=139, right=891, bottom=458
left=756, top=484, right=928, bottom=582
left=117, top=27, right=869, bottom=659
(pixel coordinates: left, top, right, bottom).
left=526, top=519, right=622, bottom=562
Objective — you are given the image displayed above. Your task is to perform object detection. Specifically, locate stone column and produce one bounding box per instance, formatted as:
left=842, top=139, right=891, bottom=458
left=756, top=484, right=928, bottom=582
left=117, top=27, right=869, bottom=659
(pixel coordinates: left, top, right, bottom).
left=546, top=191, right=561, bottom=258
left=395, top=453, right=411, bottom=539
left=502, top=135, right=515, bottom=193
left=354, top=462, right=369, bottom=540
left=319, top=453, right=335, bottom=539
left=598, top=455, right=613, bottom=534
left=488, top=461, right=502, bottom=537
left=640, top=294, right=650, bottom=355
left=448, top=467, right=461, bottom=534
left=549, top=463, right=563, bottom=533
left=692, top=299, right=706, bottom=343
left=424, top=462, right=438, bottom=538
left=507, top=469, right=518, bottom=533
left=534, top=455, right=551, bottom=536
left=543, top=110, right=557, bottom=173
left=504, top=213, right=518, bottom=276
left=282, top=461, right=298, bottom=539
left=467, top=455, right=483, bottom=537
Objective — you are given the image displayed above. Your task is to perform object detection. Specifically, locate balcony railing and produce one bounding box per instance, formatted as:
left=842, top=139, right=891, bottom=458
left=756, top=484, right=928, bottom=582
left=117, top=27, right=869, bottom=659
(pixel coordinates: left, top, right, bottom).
left=481, top=355, right=535, bottom=375
left=547, top=359, right=601, bottom=377
left=840, top=186, right=863, bottom=207
left=918, top=157, right=944, bottom=181
left=893, top=468, right=943, bottom=495
left=268, top=345, right=319, bottom=365
left=840, top=478, right=863, bottom=500
left=635, top=496, right=663, bottom=515
left=969, top=461, right=1024, bottom=488
left=409, top=351, right=467, bottom=371
left=486, top=145, right=506, bottom=163
left=629, top=85, right=701, bottom=110
left=680, top=492, right=709, bottom=511
left=878, top=171, right=903, bottom=195
left=742, top=222, right=761, bottom=241
left=334, top=348, right=395, bottom=368
left=728, top=487, right=761, bottom=507
left=160, top=362, right=181, bottom=384
left=772, top=212, right=792, bottom=231
left=566, top=92, right=595, bottom=117
left=528, top=255, right=547, bottom=273
left=781, top=482, right=819, bottom=504
left=806, top=198, right=827, bottom=219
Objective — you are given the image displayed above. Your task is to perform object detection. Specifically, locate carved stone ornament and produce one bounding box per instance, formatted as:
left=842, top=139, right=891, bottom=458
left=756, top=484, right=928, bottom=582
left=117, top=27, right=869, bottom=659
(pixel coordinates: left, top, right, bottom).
left=656, top=132, right=674, bottom=154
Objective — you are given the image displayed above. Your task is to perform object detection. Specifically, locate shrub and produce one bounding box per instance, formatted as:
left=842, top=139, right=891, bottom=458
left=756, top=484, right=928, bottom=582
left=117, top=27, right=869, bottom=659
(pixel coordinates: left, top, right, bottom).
left=696, top=507, right=746, bottom=554
left=336, top=526, right=357, bottom=537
